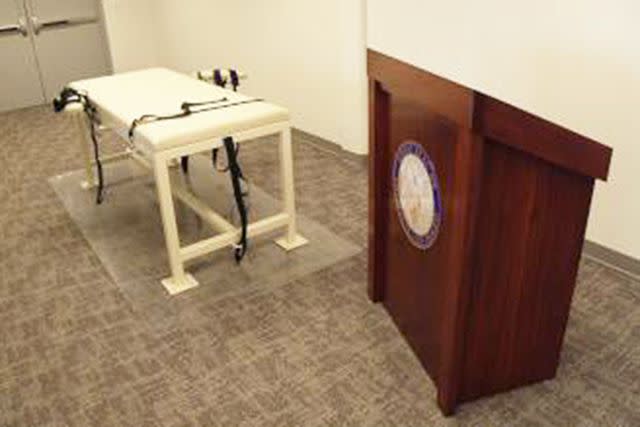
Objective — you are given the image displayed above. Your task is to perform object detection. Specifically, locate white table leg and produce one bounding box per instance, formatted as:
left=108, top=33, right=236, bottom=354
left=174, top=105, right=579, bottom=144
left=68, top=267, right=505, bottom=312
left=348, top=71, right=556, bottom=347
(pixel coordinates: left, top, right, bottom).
left=153, top=154, right=199, bottom=294
left=73, top=110, right=96, bottom=190
left=275, top=126, right=308, bottom=250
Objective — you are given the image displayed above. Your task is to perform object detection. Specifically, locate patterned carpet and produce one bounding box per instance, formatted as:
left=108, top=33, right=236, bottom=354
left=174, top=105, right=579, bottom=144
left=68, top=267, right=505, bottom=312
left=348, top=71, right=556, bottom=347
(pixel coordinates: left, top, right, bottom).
left=0, top=106, right=639, bottom=426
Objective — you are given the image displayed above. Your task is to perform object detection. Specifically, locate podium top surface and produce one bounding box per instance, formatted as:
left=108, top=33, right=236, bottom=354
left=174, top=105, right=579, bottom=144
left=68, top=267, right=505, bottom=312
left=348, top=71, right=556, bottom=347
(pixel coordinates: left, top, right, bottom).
left=368, top=50, right=612, bottom=181
left=69, top=68, right=289, bottom=152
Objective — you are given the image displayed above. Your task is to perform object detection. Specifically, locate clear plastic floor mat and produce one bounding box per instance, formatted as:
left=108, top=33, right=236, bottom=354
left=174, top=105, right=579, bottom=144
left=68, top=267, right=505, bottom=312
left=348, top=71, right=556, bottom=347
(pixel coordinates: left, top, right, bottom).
left=49, top=156, right=361, bottom=328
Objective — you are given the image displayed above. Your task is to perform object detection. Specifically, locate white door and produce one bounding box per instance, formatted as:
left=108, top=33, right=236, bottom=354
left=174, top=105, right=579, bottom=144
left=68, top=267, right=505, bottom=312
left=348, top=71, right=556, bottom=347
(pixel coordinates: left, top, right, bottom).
left=26, top=0, right=111, bottom=101
left=0, top=0, right=111, bottom=112
left=0, top=0, right=44, bottom=111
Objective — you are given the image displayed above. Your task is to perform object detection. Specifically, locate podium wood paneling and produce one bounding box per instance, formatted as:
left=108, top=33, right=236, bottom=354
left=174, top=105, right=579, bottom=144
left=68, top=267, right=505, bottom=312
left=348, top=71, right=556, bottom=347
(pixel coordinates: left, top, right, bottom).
left=368, top=49, right=612, bottom=415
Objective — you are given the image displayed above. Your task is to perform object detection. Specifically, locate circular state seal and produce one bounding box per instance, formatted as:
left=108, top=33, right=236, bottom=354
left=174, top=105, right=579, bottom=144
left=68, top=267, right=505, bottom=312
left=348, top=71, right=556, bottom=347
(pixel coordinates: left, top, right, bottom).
left=391, top=141, right=442, bottom=250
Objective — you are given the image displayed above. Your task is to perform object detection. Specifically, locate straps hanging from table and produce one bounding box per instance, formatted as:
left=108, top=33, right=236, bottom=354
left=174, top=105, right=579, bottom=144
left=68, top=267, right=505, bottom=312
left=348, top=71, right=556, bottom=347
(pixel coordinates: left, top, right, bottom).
left=185, top=68, right=243, bottom=172
left=53, top=88, right=105, bottom=205
left=222, top=136, right=249, bottom=263
left=129, top=98, right=258, bottom=263
left=54, top=86, right=254, bottom=263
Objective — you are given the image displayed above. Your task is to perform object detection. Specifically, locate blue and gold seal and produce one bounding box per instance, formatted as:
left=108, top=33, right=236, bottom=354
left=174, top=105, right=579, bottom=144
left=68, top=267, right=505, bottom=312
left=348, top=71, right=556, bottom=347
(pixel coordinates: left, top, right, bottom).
left=392, top=141, right=442, bottom=250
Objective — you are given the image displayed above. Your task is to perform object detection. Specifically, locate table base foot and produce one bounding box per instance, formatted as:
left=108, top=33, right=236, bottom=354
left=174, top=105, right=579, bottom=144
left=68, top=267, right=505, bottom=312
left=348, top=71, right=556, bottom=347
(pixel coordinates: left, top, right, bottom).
left=161, top=273, right=199, bottom=295
left=275, top=234, right=309, bottom=251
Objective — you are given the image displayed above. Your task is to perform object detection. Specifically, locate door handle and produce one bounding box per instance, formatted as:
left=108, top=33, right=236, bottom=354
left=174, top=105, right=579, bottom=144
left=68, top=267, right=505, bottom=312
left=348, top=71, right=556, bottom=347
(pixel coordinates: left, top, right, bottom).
left=0, top=19, right=28, bottom=37
left=31, top=16, right=98, bottom=35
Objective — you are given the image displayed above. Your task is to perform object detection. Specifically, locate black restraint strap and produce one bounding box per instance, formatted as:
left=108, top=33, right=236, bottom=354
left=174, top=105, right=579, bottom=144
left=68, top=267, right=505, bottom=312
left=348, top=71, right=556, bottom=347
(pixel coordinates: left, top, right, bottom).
left=133, top=97, right=262, bottom=179
left=129, top=98, right=263, bottom=140
left=229, top=69, right=240, bottom=92
left=129, top=97, right=229, bottom=141
left=129, top=100, right=255, bottom=262
left=212, top=141, right=243, bottom=172
left=222, top=136, right=249, bottom=262
left=177, top=97, right=229, bottom=172
left=214, top=69, right=225, bottom=88
left=53, top=88, right=105, bottom=205
left=183, top=69, right=242, bottom=172
left=181, top=156, right=190, bottom=174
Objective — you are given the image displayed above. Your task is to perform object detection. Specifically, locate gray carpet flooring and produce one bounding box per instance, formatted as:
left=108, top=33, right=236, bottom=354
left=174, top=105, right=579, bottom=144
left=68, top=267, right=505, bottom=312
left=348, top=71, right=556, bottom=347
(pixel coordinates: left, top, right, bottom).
left=0, top=106, right=639, bottom=426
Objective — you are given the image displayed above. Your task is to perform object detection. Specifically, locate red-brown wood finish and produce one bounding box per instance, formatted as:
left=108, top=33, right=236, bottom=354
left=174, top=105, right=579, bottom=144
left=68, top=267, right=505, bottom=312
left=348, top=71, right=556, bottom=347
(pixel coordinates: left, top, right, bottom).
left=437, top=131, right=484, bottom=414
left=368, top=79, right=389, bottom=303
left=367, top=49, right=612, bottom=415
left=475, top=94, right=611, bottom=181
left=460, top=140, right=595, bottom=402
left=382, top=94, right=459, bottom=381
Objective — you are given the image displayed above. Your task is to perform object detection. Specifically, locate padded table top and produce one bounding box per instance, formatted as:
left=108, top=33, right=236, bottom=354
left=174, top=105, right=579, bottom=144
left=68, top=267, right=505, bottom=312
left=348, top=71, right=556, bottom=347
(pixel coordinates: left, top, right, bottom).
left=69, top=68, right=289, bottom=152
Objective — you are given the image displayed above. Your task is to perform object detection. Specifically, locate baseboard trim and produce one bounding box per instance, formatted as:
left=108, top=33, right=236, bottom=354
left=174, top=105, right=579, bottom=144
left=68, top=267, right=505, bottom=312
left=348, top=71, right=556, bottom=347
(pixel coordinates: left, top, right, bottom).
left=292, top=128, right=640, bottom=283
left=583, top=241, right=640, bottom=281
left=293, top=128, right=367, bottom=166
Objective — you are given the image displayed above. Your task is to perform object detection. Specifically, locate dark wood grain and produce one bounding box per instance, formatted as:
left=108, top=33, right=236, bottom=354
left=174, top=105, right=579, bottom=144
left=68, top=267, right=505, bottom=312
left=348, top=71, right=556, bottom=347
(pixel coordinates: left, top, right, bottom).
left=381, top=93, right=459, bottom=383
left=367, top=49, right=612, bottom=415
left=460, top=139, right=595, bottom=401
left=368, top=50, right=474, bottom=128
left=474, top=94, right=612, bottom=180
left=368, top=79, right=389, bottom=303
left=437, top=131, right=484, bottom=415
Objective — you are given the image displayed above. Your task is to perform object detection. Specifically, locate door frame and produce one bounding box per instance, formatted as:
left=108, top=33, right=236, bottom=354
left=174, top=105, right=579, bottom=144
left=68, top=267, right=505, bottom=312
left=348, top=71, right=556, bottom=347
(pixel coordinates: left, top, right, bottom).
left=96, top=0, right=114, bottom=74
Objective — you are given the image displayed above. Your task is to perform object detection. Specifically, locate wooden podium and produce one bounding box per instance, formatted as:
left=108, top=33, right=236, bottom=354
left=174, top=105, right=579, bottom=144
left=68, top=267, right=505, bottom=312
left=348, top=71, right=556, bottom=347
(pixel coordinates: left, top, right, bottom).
left=367, top=50, right=612, bottom=415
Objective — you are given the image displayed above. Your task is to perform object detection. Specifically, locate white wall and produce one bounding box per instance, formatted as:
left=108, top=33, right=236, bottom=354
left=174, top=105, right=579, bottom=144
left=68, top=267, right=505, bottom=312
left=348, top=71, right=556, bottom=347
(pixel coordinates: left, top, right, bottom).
left=368, top=0, right=640, bottom=260
left=99, top=0, right=368, bottom=151
left=100, top=1, right=638, bottom=259
left=100, top=0, right=160, bottom=72
left=151, top=0, right=368, bottom=154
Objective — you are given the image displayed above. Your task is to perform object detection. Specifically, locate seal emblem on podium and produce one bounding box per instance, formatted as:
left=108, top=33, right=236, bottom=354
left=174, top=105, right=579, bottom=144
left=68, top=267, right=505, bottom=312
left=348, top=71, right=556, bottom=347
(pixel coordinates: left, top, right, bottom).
left=392, top=141, right=442, bottom=250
